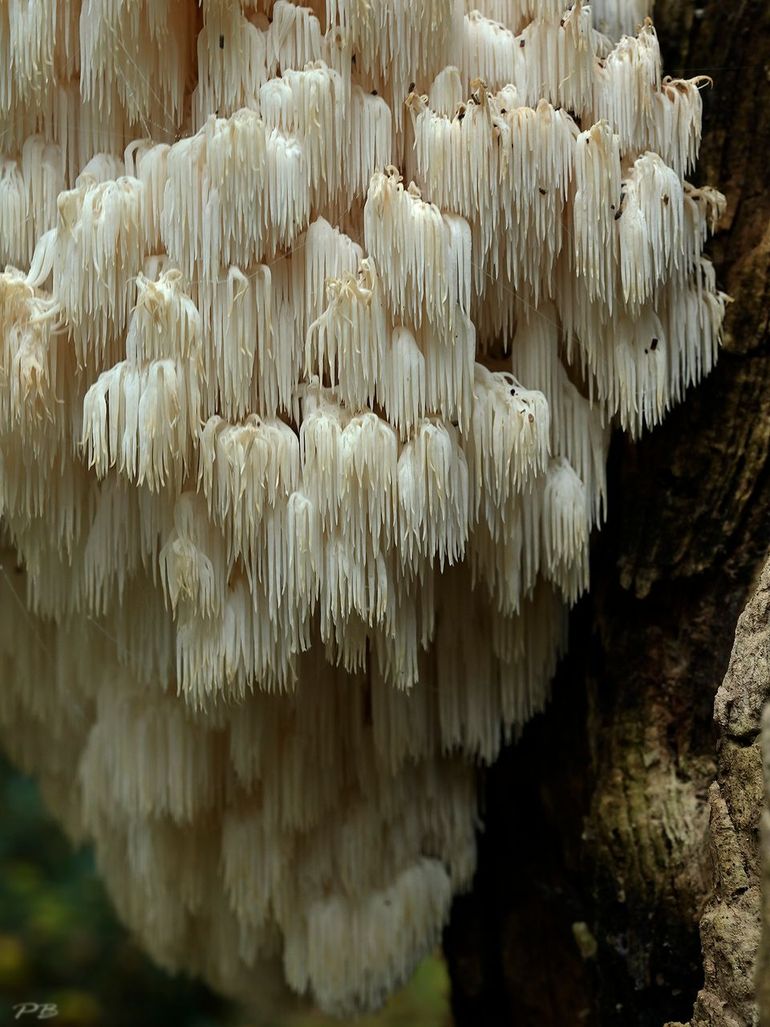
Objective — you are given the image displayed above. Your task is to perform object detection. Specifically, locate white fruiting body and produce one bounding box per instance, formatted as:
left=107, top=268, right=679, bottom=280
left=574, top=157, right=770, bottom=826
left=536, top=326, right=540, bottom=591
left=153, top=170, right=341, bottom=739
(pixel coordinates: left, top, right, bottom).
left=0, top=0, right=726, bottom=1016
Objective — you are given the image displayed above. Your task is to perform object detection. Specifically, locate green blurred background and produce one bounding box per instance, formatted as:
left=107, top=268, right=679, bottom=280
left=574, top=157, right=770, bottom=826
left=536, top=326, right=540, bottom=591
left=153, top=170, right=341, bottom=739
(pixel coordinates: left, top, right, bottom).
left=0, top=757, right=451, bottom=1027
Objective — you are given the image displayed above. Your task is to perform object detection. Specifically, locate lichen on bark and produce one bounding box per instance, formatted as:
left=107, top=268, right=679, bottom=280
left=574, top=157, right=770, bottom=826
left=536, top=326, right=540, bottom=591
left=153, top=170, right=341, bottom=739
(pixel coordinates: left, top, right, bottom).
left=668, top=561, right=770, bottom=1027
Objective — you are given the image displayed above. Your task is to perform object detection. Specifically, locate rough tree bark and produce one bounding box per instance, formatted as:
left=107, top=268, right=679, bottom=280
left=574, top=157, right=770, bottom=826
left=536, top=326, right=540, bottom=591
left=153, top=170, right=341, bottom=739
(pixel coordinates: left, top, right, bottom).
left=444, top=2, right=770, bottom=1025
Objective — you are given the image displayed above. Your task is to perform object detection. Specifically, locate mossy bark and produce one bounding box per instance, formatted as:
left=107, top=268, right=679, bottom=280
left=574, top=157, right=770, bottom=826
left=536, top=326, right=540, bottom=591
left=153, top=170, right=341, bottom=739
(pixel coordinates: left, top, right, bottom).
left=444, top=2, right=770, bottom=1024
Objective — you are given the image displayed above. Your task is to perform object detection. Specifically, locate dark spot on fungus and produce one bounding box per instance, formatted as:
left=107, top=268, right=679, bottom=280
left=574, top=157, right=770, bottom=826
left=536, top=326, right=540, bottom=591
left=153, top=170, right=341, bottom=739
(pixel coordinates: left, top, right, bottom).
left=650, top=337, right=659, bottom=350
left=519, top=39, right=525, bottom=47
left=219, top=34, right=224, bottom=49
left=539, top=187, right=546, bottom=195
left=610, top=204, right=616, bottom=210
left=528, top=413, right=535, bottom=424
left=663, top=194, right=670, bottom=206
left=371, top=89, right=378, bottom=96
left=614, top=210, right=623, bottom=220
left=500, top=108, right=507, bottom=114
left=409, top=82, right=415, bottom=92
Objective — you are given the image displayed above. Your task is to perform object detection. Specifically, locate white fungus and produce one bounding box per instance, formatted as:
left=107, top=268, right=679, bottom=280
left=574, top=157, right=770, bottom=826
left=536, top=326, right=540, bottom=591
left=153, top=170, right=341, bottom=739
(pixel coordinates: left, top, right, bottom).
left=0, top=0, right=726, bottom=1017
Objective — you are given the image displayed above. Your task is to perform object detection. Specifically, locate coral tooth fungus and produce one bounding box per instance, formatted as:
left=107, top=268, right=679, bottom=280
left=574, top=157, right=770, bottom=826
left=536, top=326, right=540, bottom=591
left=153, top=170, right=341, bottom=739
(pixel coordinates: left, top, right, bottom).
left=0, top=0, right=725, bottom=1015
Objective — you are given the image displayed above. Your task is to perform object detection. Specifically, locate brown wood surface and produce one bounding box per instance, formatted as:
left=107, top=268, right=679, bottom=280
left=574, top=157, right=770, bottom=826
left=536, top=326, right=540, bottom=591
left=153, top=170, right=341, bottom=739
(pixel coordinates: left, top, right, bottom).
left=444, top=3, right=770, bottom=1024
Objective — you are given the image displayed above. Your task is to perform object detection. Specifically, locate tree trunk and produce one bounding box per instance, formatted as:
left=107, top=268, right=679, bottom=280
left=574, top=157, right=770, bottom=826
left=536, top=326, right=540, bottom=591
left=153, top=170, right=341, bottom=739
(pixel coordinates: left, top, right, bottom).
left=444, top=2, right=770, bottom=1024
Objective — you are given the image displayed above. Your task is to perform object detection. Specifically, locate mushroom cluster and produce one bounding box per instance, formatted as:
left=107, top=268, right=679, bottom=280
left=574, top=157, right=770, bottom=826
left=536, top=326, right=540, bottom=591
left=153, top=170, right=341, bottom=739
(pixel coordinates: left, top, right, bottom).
left=0, top=0, right=726, bottom=1015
